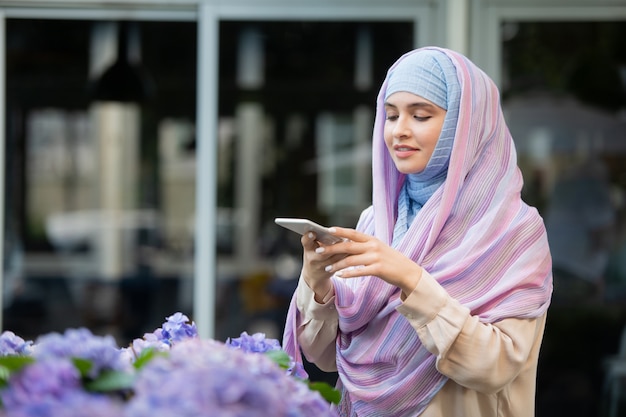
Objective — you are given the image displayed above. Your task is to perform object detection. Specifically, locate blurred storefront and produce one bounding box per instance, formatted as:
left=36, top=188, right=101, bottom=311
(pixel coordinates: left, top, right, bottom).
left=0, top=1, right=625, bottom=415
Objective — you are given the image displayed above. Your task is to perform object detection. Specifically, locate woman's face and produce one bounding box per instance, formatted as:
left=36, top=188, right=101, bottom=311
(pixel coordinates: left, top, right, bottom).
left=383, top=91, right=447, bottom=175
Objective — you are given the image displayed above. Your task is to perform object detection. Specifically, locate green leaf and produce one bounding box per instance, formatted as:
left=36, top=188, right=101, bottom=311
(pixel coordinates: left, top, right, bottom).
left=308, top=381, right=341, bottom=405
left=0, top=366, right=11, bottom=389
left=85, top=370, right=135, bottom=392
left=0, top=356, right=35, bottom=389
left=0, top=366, right=9, bottom=383
left=0, top=355, right=35, bottom=373
left=264, top=350, right=291, bottom=370
left=133, top=347, right=160, bottom=370
left=72, top=357, right=93, bottom=377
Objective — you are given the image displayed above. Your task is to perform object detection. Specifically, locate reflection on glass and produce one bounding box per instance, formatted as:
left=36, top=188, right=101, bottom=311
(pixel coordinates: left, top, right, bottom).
left=214, top=21, right=413, bottom=345
left=4, top=18, right=415, bottom=356
left=501, top=21, right=626, bottom=306
left=500, top=21, right=626, bottom=417
left=4, top=19, right=197, bottom=345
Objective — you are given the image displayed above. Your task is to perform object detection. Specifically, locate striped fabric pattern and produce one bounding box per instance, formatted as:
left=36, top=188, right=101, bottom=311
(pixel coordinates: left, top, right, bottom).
left=284, top=47, right=553, bottom=417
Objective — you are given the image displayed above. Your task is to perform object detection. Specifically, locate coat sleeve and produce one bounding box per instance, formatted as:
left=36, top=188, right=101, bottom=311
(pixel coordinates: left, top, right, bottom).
left=294, top=276, right=339, bottom=372
left=396, top=270, right=547, bottom=394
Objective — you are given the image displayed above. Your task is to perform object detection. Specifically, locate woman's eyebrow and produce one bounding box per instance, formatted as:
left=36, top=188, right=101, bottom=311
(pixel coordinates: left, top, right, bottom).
left=384, top=101, right=435, bottom=109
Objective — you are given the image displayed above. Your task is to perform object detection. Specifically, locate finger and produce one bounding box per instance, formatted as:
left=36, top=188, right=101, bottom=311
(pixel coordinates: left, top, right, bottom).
left=330, top=227, right=370, bottom=243
left=314, top=248, right=347, bottom=265
left=301, top=232, right=320, bottom=250
left=316, top=238, right=371, bottom=258
left=314, top=241, right=351, bottom=258
left=335, top=265, right=369, bottom=279
left=325, top=253, right=373, bottom=275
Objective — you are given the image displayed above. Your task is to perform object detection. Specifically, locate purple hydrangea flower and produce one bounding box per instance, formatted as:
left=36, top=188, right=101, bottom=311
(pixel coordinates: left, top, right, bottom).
left=225, top=331, right=282, bottom=353
left=0, top=331, right=33, bottom=356
left=159, top=312, right=197, bottom=344
left=1, top=335, right=126, bottom=417
left=0, top=312, right=338, bottom=417
left=125, top=338, right=337, bottom=417
left=1, top=358, right=81, bottom=408
left=275, top=373, right=338, bottom=417
left=125, top=339, right=286, bottom=417
left=33, top=328, right=126, bottom=377
left=287, top=361, right=309, bottom=380
left=1, top=390, right=124, bottom=417
left=120, top=331, right=171, bottom=364
left=225, top=332, right=308, bottom=379
left=121, top=313, right=197, bottom=364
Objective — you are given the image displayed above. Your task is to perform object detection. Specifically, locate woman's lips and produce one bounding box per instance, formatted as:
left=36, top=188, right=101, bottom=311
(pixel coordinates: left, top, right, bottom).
left=394, top=146, right=418, bottom=158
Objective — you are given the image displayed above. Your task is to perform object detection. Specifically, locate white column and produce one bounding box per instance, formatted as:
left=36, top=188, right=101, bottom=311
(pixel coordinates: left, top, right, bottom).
left=446, top=0, right=469, bottom=55
left=89, top=22, right=139, bottom=280
left=92, top=103, right=139, bottom=279
left=194, top=2, right=219, bottom=339
left=233, top=24, right=265, bottom=272
left=234, top=103, right=264, bottom=265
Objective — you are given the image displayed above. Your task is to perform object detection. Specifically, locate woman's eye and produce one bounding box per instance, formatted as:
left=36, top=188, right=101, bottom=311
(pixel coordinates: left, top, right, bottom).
left=385, top=114, right=398, bottom=121
left=414, top=115, right=431, bottom=121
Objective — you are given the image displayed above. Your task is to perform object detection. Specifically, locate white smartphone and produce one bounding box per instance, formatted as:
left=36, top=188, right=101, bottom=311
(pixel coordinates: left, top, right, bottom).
left=274, top=218, right=343, bottom=245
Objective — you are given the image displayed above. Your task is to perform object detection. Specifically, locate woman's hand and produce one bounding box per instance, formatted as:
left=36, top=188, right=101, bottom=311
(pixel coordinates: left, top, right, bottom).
left=317, top=227, right=423, bottom=297
left=300, top=232, right=347, bottom=303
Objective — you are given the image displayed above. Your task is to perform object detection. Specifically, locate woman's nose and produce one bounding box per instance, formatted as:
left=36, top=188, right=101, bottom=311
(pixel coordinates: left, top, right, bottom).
left=393, top=116, right=411, bottom=137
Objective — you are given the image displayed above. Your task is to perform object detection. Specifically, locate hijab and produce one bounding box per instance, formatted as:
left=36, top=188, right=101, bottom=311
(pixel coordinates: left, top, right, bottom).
left=283, top=47, right=553, bottom=417
left=385, top=50, right=460, bottom=245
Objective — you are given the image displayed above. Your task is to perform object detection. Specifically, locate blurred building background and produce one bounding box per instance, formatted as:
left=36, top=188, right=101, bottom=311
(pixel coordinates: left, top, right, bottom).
left=0, top=0, right=625, bottom=415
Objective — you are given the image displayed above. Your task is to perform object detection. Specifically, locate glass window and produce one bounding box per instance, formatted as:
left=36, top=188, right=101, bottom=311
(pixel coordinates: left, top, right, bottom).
left=4, top=19, right=198, bottom=344
left=213, top=20, right=412, bottom=333
left=3, top=19, right=415, bottom=381
left=500, top=20, right=626, bottom=417
left=501, top=21, right=626, bottom=304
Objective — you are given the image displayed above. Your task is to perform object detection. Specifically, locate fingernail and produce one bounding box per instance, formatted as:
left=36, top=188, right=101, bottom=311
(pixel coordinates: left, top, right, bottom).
left=328, top=227, right=336, bottom=233
left=324, top=265, right=333, bottom=272
left=308, top=232, right=314, bottom=239
left=315, top=247, right=325, bottom=254
left=335, top=270, right=343, bottom=277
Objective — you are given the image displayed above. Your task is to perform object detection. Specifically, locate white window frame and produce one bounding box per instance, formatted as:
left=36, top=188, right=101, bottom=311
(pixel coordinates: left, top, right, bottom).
left=470, top=0, right=626, bottom=87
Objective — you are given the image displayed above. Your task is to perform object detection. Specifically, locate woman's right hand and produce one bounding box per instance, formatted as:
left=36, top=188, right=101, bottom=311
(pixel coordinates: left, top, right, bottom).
left=301, top=232, right=345, bottom=302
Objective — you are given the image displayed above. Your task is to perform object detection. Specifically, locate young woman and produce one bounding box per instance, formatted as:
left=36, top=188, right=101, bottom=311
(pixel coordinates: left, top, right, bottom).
left=283, top=47, right=553, bottom=417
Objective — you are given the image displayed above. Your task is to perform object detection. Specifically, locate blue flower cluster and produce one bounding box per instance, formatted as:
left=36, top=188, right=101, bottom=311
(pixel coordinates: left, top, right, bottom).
left=127, top=338, right=334, bottom=417
left=159, top=312, right=198, bottom=344
left=0, top=330, right=126, bottom=416
left=0, top=331, right=32, bottom=357
left=120, top=312, right=199, bottom=361
left=226, top=331, right=308, bottom=379
left=226, top=331, right=282, bottom=353
left=35, top=328, right=128, bottom=377
left=0, top=313, right=338, bottom=417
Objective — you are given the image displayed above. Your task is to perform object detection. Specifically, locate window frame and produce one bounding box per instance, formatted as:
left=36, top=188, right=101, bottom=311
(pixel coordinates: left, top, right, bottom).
left=470, top=0, right=626, bottom=86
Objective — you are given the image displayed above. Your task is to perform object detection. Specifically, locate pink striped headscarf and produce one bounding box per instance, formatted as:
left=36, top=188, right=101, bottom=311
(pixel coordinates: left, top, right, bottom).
left=283, top=47, right=553, bottom=416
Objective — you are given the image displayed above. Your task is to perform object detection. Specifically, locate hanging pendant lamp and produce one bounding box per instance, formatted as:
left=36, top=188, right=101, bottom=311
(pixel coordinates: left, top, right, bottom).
left=90, top=21, right=154, bottom=103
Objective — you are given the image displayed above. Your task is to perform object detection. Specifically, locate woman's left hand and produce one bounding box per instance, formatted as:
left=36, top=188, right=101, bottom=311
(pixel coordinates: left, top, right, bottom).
left=318, top=227, right=423, bottom=296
